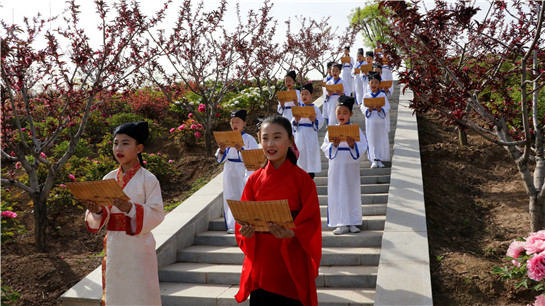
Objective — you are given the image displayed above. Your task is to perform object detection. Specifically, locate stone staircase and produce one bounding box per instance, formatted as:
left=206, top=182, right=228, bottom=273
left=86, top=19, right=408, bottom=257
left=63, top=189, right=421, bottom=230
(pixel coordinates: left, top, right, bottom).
left=157, top=90, right=400, bottom=305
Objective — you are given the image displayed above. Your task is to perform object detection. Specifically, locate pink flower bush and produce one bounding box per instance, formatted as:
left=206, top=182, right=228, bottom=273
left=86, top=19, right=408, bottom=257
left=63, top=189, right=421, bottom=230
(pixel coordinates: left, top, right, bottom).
left=525, top=230, right=545, bottom=255
left=534, top=295, right=545, bottom=306
left=177, top=125, right=184, bottom=130
left=1, top=211, right=17, bottom=218
left=188, top=113, right=194, bottom=118
left=170, top=128, right=175, bottom=133
left=40, top=152, right=47, bottom=159
left=527, top=252, right=545, bottom=281
left=68, top=174, right=76, bottom=182
left=190, top=124, right=198, bottom=130
left=15, top=162, right=22, bottom=169
left=168, top=160, right=173, bottom=163
left=507, top=240, right=526, bottom=259
left=195, top=132, right=202, bottom=138
left=198, top=104, right=206, bottom=112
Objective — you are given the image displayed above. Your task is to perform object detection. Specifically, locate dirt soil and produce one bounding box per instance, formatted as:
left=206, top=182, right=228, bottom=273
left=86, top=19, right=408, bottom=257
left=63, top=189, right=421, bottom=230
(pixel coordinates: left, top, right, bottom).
left=418, top=111, right=536, bottom=305
left=2, top=100, right=538, bottom=305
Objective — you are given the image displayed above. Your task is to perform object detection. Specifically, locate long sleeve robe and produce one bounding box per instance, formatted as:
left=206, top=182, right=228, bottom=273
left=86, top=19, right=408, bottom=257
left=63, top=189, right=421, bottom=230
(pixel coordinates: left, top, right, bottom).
left=277, top=90, right=302, bottom=124
left=324, top=78, right=351, bottom=126
left=321, top=125, right=367, bottom=227
left=342, top=56, right=354, bottom=94
left=215, top=131, right=259, bottom=230
left=361, top=90, right=391, bottom=162
left=235, top=160, right=322, bottom=306
left=292, top=104, right=324, bottom=174
left=85, top=165, right=165, bottom=306
left=353, top=60, right=368, bottom=106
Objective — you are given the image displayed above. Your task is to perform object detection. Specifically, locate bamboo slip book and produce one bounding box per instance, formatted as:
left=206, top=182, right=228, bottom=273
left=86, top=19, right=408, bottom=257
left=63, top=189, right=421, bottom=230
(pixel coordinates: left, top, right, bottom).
left=364, top=97, right=386, bottom=109
left=325, top=83, right=344, bottom=95
left=379, top=80, right=393, bottom=90
left=361, top=63, right=373, bottom=73
left=66, top=179, right=130, bottom=206
left=291, top=106, right=316, bottom=118
left=327, top=124, right=360, bottom=142
left=240, top=149, right=266, bottom=171
left=213, top=131, right=244, bottom=147
left=227, top=199, right=295, bottom=232
left=277, top=90, right=298, bottom=103
left=340, top=56, right=351, bottom=64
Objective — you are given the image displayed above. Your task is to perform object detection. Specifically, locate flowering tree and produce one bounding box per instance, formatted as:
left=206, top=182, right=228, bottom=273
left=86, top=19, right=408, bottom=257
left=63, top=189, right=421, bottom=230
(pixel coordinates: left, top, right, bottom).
left=349, top=2, right=393, bottom=49
left=0, top=0, right=167, bottom=251
left=379, top=0, right=545, bottom=231
left=144, top=0, right=275, bottom=156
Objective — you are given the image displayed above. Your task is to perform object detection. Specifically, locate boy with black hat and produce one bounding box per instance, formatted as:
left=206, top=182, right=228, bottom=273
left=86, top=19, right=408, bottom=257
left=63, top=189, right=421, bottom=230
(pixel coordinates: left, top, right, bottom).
left=84, top=121, right=165, bottom=305
left=216, top=110, right=259, bottom=233
left=321, top=96, right=367, bottom=235
left=277, top=70, right=302, bottom=124
left=324, top=63, right=351, bottom=126
left=361, top=71, right=391, bottom=168
left=293, top=82, right=324, bottom=179
left=353, top=48, right=368, bottom=106
left=322, top=61, right=335, bottom=101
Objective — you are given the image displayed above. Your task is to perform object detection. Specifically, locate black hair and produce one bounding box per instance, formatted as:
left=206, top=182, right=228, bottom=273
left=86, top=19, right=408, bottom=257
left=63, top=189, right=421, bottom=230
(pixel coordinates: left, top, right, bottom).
left=259, top=116, right=297, bottom=167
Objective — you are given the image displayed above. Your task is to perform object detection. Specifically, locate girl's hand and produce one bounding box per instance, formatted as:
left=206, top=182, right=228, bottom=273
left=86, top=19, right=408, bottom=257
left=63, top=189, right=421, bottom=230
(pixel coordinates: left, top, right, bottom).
left=269, top=223, right=295, bottom=239
left=113, top=198, right=132, bottom=213
left=333, top=137, right=341, bottom=147
left=234, top=144, right=243, bottom=152
left=309, top=116, right=316, bottom=123
left=239, top=224, right=255, bottom=238
left=219, top=143, right=227, bottom=154
left=84, top=201, right=102, bottom=214
left=346, top=136, right=356, bottom=149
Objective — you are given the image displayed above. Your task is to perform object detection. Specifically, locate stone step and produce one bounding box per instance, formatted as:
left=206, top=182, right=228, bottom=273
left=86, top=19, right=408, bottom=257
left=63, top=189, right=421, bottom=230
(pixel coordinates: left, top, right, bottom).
left=177, top=245, right=381, bottom=266
left=193, top=230, right=383, bottom=248
left=319, top=160, right=393, bottom=169
left=159, top=263, right=378, bottom=288
left=313, top=175, right=390, bottom=185
left=209, top=216, right=385, bottom=232
left=160, top=283, right=375, bottom=306
left=319, top=203, right=387, bottom=216
left=316, top=183, right=389, bottom=195
left=315, top=167, right=391, bottom=177
left=318, top=194, right=388, bottom=205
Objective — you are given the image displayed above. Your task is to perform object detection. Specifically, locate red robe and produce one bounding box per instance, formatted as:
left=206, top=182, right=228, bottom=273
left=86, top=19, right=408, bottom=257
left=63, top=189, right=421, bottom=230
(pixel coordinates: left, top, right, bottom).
left=235, top=160, right=322, bottom=306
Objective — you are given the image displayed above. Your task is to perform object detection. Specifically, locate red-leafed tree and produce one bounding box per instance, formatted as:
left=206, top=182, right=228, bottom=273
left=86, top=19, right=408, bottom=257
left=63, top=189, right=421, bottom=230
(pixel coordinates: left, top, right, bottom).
left=144, top=0, right=275, bottom=156
left=0, top=0, right=167, bottom=251
left=379, top=0, right=545, bottom=231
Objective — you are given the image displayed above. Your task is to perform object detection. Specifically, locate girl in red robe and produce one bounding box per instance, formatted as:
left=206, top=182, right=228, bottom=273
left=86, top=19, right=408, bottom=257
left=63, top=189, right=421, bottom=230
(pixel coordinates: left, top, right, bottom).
left=235, top=116, right=322, bottom=306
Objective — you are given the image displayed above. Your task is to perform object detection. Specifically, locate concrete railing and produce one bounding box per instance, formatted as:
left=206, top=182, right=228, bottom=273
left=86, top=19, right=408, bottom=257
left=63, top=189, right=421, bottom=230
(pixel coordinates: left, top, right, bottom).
left=374, top=89, right=433, bottom=305
left=61, top=173, right=225, bottom=305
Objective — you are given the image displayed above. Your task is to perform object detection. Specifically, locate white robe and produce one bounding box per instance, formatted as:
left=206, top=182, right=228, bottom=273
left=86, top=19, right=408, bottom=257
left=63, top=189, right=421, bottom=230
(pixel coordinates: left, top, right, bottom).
left=353, top=60, right=368, bottom=106
left=85, top=167, right=165, bottom=306
left=215, top=132, right=259, bottom=230
left=324, top=78, right=351, bottom=126
left=292, top=104, right=325, bottom=173
left=342, top=56, right=354, bottom=94
left=277, top=90, right=302, bottom=123
left=322, top=75, right=333, bottom=102
left=321, top=126, right=367, bottom=227
left=361, top=90, right=391, bottom=162
left=381, top=64, right=394, bottom=96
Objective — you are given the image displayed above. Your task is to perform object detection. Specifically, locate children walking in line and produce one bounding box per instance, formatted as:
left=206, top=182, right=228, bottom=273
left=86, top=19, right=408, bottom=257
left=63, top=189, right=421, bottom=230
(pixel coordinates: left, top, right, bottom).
left=324, top=64, right=351, bottom=126
left=293, top=83, right=324, bottom=179
left=278, top=70, right=302, bottom=123
left=341, top=46, right=354, bottom=96
left=216, top=110, right=259, bottom=234
left=235, top=116, right=322, bottom=306
left=353, top=48, right=367, bottom=106
left=84, top=121, right=165, bottom=306
left=322, top=62, right=334, bottom=101
left=321, top=96, right=367, bottom=235
left=361, top=71, right=390, bottom=168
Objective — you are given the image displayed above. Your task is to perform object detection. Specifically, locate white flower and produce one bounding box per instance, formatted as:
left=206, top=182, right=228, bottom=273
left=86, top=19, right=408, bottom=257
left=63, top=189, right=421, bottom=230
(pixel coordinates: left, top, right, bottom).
left=189, top=101, right=194, bottom=106
left=260, top=105, right=265, bottom=109
left=234, top=100, right=239, bottom=105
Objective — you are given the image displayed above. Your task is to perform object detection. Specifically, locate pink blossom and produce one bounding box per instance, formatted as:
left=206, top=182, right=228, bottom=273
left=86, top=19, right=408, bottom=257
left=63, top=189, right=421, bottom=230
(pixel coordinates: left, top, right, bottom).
left=149, top=153, right=155, bottom=156
left=190, top=124, right=198, bottom=130
left=93, top=160, right=98, bottom=164
left=59, top=184, right=66, bottom=188
left=168, top=159, right=173, bottom=163
left=40, top=152, right=47, bottom=159
left=463, top=67, right=468, bottom=72
left=178, top=125, right=184, bottom=130
left=195, top=131, right=202, bottom=138
left=512, top=259, right=521, bottom=267
left=216, top=113, right=221, bottom=117
left=153, top=123, right=158, bottom=126
left=157, top=153, right=162, bottom=156
left=143, top=161, right=147, bottom=165
left=534, top=295, right=545, bottom=306
left=1, top=211, right=17, bottom=218
left=170, top=128, right=175, bottom=133
left=15, top=162, right=22, bottom=169
left=525, top=230, right=545, bottom=254
left=69, top=174, right=76, bottom=182
left=108, top=141, right=112, bottom=144
left=198, top=104, right=206, bottom=112
left=188, top=113, right=194, bottom=118
left=21, top=128, right=26, bottom=131
left=181, top=124, right=187, bottom=130
left=527, top=252, right=545, bottom=281
left=507, top=240, right=526, bottom=259
left=197, top=123, right=203, bottom=129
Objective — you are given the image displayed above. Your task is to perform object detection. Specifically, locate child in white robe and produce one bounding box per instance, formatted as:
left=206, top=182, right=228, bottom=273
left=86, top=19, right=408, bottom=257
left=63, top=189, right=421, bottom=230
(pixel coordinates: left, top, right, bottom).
left=341, top=46, right=354, bottom=96
left=216, top=110, right=259, bottom=233
left=353, top=48, right=367, bottom=106
left=277, top=70, right=302, bottom=123
left=84, top=121, right=164, bottom=306
left=322, top=62, right=334, bottom=104
left=361, top=71, right=391, bottom=168
left=324, top=64, right=351, bottom=126
left=321, top=96, right=367, bottom=235
left=293, top=83, right=324, bottom=179
left=363, top=51, right=374, bottom=94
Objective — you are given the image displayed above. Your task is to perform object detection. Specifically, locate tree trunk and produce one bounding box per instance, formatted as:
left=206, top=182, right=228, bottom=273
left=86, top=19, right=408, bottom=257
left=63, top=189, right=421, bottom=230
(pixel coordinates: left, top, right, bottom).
left=204, top=128, right=213, bottom=157
left=530, top=195, right=545, bottom=232
left=33, top=192, right=47, bottom=252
